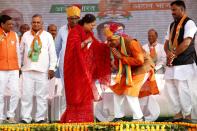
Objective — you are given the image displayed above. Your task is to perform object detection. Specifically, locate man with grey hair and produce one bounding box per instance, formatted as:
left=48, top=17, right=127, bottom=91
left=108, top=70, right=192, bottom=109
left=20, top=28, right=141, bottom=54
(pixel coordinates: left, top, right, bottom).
left=47, top=24, right=57, bottom=40
left=20, top=14, right=57, bottom=123
left=143, top=28, right=166, bottom=73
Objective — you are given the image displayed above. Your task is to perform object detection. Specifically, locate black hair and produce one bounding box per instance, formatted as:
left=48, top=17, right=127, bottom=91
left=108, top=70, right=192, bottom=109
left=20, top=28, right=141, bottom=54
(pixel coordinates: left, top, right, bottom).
left=0, top=15, right=12, bottom=26
left=170, top=0, right=186, bottom=10
left=78, top=14, right=96, bottom=26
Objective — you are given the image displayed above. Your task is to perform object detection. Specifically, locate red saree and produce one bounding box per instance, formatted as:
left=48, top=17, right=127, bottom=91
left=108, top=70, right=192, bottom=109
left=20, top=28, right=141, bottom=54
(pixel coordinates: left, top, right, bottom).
left=60, top=25, right=111, bottom=123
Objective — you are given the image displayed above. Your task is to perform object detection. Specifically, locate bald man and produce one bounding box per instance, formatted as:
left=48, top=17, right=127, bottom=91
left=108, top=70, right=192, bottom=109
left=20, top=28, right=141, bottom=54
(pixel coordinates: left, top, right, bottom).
left=47, top=24, right=57, bottom=40
left=19, top=24, right=30, bottom=42
left=143, top=28, right=166, bottom=73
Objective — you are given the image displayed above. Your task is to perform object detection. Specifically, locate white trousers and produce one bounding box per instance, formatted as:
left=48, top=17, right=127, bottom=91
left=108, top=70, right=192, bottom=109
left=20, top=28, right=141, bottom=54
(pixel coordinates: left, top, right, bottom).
left=139, top=96, right=160, bottom=121
left=188, top=77, right=197, bottom=119
left=114, top=94, right=143, bottom=119
left=21, top=71, right=49, bottom=122
left=165, top=79, right=192, bottom=116
left=113, top=73, right=150, bottom=119
left=0, top=70, right=20, bottom=119
left=59, top=61, right=64, bottom=88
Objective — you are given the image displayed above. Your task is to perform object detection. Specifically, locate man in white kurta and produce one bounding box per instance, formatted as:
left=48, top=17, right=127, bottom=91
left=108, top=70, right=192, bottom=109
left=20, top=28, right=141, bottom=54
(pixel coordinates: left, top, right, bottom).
left=20, top=14, right=57, bottom=123
left=55, top=5, right=81, bottom=86
left=143, top=29, right=166, bottom=73
left=164, top=0, right=197, bottom=123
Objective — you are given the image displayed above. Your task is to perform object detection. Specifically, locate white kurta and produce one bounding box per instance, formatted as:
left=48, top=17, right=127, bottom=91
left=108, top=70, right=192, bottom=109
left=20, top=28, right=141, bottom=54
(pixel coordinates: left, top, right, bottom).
left=143, top=42, right=166, bottom=72
left=20, top=30, right=57, bottom=123
left=21, top=30, right=57, bottom=72
left=55, top=25, right=68, bottom=82
left=55, top=25, right=68, bottom=112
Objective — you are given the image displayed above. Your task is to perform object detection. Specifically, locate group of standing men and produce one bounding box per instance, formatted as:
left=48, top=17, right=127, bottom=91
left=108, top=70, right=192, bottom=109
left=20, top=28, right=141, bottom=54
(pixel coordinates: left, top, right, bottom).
left=0, top=13, right=57, bottom=124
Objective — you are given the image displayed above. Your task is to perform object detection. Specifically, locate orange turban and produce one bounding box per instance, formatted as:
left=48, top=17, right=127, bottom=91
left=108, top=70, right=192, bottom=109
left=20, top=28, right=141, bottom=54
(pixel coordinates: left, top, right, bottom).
left=66, top=5, right=81, bottom=18
left=103, top=23, right=124, bottom=40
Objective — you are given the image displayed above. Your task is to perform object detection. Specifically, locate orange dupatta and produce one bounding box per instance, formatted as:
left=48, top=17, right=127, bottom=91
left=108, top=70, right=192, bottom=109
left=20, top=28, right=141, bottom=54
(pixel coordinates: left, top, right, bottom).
left=28, top=29, right=43, bottom=62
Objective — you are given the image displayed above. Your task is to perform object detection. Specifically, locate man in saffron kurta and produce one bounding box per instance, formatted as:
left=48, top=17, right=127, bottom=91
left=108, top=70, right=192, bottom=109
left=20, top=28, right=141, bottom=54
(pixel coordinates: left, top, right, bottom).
left=61, top=14, right=111, bottom=123
left=104, top=23, right=159, bottom=121
left=0, top=15, right=20, bottom=124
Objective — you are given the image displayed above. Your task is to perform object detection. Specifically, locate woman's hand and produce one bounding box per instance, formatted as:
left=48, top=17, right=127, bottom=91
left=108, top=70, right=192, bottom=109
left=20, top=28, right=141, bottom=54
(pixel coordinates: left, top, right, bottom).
left=84, top=37, right=93, bottom=44
left=81, top=37, right=93, bottom=48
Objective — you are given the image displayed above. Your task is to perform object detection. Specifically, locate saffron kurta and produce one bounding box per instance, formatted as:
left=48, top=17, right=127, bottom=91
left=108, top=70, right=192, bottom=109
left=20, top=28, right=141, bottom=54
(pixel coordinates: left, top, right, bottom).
left=111, top=39, right=159, bottom=98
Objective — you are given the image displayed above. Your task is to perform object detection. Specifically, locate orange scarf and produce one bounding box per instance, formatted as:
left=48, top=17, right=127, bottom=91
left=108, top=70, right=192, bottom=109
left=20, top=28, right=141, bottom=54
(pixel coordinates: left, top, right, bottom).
left=28, top=29, right=43, bottom=62
left=115, top=36, right=133, bottom=87
left=149, top=45, right=157, bottom=63
left=169, top=15, right=187, bottom=51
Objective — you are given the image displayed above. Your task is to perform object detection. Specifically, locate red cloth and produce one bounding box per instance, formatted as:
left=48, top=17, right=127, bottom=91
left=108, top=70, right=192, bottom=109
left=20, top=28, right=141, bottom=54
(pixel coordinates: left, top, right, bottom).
left=60, top=25, right=111, bottom=123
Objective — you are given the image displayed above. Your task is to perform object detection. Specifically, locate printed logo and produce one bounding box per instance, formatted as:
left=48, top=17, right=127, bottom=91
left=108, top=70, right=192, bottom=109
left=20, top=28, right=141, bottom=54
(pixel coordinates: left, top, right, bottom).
left=11, top=40, right=15, bottom=45
left=98, top=0, right=131, bottom=19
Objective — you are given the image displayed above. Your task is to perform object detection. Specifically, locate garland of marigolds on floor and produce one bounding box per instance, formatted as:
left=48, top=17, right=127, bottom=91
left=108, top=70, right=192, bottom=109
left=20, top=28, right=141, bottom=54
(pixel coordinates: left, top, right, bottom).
left=0, top=122, right=196, bottom=131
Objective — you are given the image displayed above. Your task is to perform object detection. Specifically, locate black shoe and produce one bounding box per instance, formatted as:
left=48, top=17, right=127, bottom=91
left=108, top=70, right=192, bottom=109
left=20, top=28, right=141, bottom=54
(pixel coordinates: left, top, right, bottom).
left=132, top=116, right=145, bottom=122
left=31, top=120, right=35, bottom=123
left=35, top=120, right=46, bottom=123
left=181, top=119, right=192, bottom=123
left=112, top=118, right=123, bottom=122
left=165, top=118, right=183, bottom=123
left=20, top=120, right=28, bottom=124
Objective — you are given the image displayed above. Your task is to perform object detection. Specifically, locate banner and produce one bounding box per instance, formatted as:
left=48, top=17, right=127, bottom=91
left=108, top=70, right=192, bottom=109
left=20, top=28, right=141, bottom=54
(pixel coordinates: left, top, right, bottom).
left=0, top=0, right=196, bottom=44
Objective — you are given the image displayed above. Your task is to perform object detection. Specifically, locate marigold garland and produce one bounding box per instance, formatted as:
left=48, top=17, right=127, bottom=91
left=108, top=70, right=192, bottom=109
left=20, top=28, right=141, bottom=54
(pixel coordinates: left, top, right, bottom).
left=0, top=122, right=196, bottom=131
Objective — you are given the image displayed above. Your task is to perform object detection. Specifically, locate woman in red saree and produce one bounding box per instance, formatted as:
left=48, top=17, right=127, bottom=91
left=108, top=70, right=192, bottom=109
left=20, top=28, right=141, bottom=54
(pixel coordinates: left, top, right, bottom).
left=60, top=14, right=111, bottom=123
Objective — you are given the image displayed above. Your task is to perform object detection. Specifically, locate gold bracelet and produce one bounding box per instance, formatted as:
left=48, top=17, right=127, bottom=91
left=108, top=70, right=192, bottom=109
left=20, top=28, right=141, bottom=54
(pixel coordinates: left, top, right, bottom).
left=81, top=42, right=85, bottom=48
